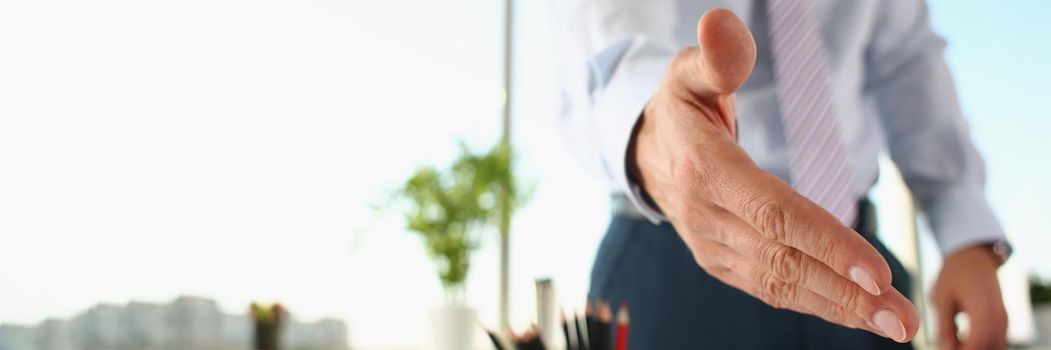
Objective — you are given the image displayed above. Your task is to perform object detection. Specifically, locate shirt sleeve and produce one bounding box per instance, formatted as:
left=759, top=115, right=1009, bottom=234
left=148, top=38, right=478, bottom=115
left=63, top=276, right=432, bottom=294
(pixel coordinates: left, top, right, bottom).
left=552, top=0, right=679, bottom=223
left=865, top=0, right=1007, bottom=255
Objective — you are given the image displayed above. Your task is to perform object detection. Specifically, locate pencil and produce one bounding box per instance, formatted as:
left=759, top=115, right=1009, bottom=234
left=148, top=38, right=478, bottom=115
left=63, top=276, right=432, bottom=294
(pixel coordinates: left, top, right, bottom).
left=575, top=310, right=589, bottom=350
left=585, top=301, right=598, bottom=350
left=561, top=310, right=576, bottom=350
left=614, top=305, right=629, bottom=350
left=596, top=301, right=613, bottom=350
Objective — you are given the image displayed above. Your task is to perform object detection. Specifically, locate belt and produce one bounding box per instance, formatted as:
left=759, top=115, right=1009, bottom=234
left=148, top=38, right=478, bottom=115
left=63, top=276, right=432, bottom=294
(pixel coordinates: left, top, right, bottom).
left=611, top=194, right=878, bottom=240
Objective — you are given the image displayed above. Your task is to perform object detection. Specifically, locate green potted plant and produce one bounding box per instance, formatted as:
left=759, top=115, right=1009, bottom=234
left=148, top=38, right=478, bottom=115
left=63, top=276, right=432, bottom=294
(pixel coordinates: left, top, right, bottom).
left=393, top=142, right=521, bottom=350
left=1031, top=274, right=1051, bottom=345
left=251, top=303, right=285, bottom=350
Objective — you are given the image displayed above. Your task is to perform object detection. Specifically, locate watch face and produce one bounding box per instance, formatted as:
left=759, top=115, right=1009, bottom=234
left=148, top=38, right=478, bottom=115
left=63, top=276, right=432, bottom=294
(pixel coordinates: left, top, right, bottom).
left=990, top=241, right=1011, bottom=265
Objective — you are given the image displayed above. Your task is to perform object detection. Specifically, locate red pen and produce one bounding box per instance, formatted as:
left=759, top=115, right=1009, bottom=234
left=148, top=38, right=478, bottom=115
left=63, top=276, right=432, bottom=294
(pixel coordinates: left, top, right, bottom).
left=615, top=305, right=629, bottom=350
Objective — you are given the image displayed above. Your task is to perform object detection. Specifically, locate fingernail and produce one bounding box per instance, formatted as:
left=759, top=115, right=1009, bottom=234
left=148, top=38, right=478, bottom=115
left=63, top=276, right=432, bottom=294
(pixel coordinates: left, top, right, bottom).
left=849, top=266, right=881, bottom=295
left=873, top=309, right=906, bottom=342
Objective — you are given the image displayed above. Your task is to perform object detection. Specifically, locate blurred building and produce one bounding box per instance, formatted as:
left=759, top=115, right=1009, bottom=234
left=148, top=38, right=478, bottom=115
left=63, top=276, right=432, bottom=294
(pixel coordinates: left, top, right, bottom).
left=0, top=325, right=34, bottom=350
left=167, top=296, right=224, bottom=349
left=34, top=319, right=75, bottom=350
left=0, top=296, right=347, bottom=350
left=77, top=303, right=125, bottom=350
left=221, top=313, right=251, bottom=349
left=126, top=301, right=170, bottom=349
left=285, top=319, right=348, bottom=350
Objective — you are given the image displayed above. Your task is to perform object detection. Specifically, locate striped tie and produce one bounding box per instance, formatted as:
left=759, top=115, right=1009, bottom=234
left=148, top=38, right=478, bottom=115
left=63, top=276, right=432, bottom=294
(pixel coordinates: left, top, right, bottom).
left=767, top=0, right=857, bottom=225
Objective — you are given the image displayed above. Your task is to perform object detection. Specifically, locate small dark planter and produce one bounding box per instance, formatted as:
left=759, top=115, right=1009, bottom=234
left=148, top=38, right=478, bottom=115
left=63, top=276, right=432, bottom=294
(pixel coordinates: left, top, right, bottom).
left=252, top=303, right=286, bottom=350
left=254, top=321, right=281, bottom=350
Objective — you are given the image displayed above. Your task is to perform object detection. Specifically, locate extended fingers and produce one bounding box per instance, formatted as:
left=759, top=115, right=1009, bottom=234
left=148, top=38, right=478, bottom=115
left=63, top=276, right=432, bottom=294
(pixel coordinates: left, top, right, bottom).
left=687, top=207, right=918, bottom=342
left=695, top=239, right=883, bottom=335
left=694, top=148, right=893, bottom=299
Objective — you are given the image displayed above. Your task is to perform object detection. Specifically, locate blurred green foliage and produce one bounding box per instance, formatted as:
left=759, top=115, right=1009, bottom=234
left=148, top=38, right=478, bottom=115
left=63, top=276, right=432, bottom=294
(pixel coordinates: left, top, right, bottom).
left=251, top=302, right=284, bottom=323
left=1032, top=274, right=1051, bottom=306
left=394, top=142, right=522, bottom=301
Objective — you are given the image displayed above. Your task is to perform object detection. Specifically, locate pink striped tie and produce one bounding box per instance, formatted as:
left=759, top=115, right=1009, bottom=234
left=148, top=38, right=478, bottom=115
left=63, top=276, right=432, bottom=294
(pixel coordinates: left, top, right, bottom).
left=767, top=0, right=857, bottom=225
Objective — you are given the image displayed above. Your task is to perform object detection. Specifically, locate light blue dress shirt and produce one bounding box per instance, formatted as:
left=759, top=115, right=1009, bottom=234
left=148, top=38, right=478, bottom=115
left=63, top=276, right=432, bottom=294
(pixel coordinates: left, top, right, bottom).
left=553, top=0, right=1006, bottom=255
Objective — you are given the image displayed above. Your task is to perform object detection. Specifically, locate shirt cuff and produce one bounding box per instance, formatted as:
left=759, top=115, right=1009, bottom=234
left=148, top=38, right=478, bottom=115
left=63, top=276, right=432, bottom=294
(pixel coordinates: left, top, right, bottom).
left=922, top=185, right=1008, bottom=256
left=594, top=45, right=671, bottom=225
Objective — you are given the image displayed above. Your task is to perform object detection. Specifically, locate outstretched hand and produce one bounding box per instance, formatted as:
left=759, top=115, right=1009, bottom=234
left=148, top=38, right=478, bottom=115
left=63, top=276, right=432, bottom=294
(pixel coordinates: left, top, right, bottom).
left=632, top=8, right=920, bottom=342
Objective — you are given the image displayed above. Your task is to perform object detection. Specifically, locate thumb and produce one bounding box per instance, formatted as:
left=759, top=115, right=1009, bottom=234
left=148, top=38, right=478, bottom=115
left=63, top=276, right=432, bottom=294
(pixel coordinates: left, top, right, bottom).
left=690, top=8, right=756, bottom=97
left=936, top=297, right=960, bottom=350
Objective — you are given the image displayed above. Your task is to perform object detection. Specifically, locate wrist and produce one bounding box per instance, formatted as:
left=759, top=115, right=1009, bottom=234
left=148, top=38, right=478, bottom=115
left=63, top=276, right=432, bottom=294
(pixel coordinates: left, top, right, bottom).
left=977, top=240, right=1012, bottom=267
left=627, top=110, right=646, bottom=188
left=946, top=243, right=1006, bottom=270
left=627, top=102, right=663, bottom=213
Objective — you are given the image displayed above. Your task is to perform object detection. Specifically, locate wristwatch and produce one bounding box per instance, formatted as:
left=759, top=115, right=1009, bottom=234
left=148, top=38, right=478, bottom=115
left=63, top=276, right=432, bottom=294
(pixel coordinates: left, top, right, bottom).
left=983, top=240, right=1013, bottom=267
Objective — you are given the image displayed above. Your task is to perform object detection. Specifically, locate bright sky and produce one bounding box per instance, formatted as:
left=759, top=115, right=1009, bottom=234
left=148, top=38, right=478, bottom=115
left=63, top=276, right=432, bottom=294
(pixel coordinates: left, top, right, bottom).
left=0, top=0, right=1047, bottom=349
left=924, top=0, right=1051, bottom=278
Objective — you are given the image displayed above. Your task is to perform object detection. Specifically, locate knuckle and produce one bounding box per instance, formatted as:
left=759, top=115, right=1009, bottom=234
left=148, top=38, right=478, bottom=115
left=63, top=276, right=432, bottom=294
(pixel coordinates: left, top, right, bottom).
left=681, top=207, right=708, bottom=234
left=760, top=275, right=794, bottom=309
left=667, top=48, right=699, bottom=84
left=767, top=245, right=804, bottom=284
left=838, top=282, right=867, bottom=312
left=745, top=195, right=788, bottom=241
left=815, top=235, right=840, bottom=265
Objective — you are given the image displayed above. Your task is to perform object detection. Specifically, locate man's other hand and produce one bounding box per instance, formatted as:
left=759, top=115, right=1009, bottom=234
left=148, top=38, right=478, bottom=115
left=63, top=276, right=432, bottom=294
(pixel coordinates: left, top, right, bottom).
left=632, top=8, right=920, bottom=342
left=932, top=246, right=1008, bottom=350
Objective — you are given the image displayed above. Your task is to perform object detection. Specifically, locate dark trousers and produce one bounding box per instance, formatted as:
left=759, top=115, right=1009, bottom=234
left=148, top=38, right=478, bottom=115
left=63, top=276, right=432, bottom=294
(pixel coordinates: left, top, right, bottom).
left=588, top=205, right=913, bottom=349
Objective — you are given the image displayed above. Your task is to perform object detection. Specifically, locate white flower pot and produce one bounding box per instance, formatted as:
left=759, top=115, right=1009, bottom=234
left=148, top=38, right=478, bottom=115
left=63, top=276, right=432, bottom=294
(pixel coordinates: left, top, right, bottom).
left=429, top=304, right=477, bottom=350
left=1036, top=304, right=1051, bottom=345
